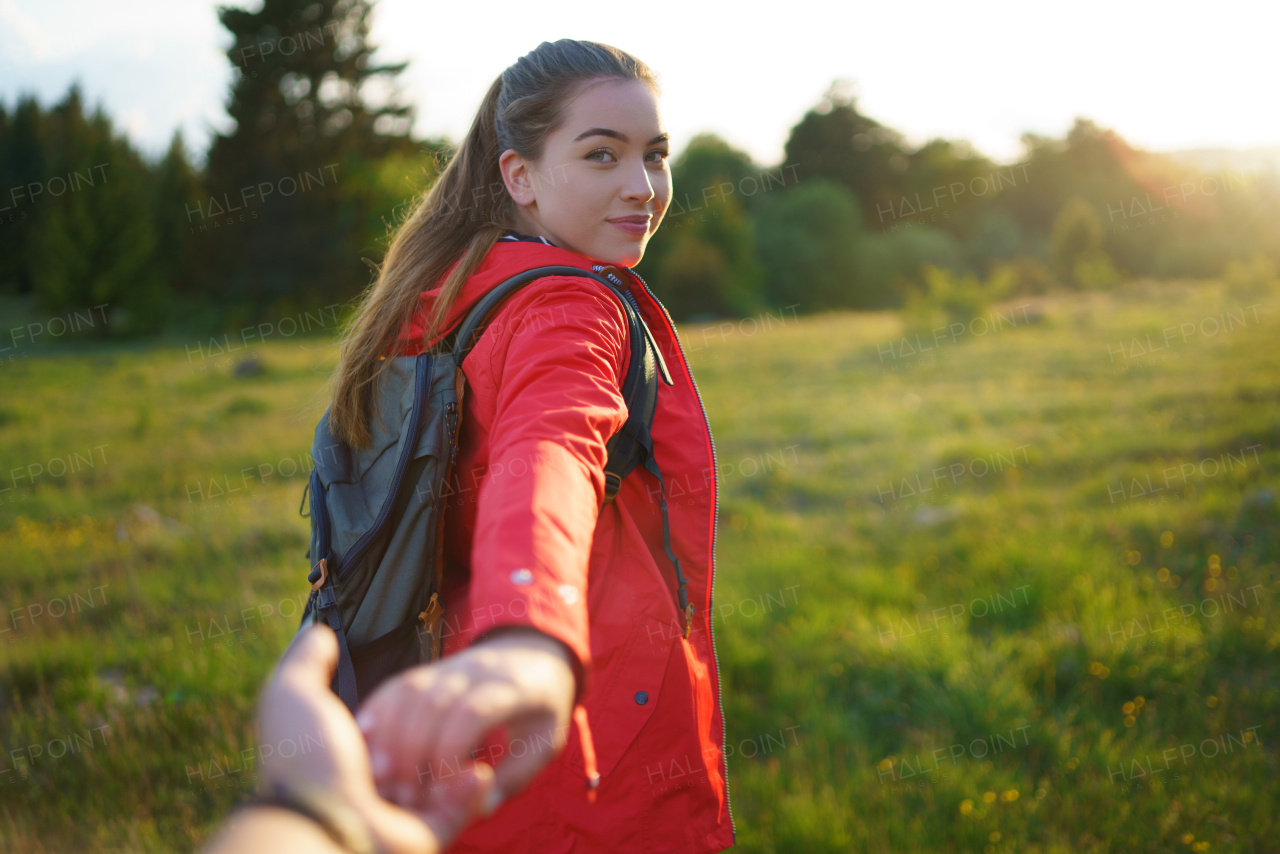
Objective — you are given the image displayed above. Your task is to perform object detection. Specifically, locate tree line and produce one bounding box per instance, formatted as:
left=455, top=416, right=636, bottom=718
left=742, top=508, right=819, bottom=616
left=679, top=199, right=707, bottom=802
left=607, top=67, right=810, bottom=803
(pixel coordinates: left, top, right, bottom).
left=637, top=85, right=1279, bottom=320
left=1, top=0, right=1276, bottom=335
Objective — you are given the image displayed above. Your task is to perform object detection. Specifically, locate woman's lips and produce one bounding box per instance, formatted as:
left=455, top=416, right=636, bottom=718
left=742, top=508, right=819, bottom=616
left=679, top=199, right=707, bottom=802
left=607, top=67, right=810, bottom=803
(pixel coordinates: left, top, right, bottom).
left=607, top=215, right=651, bottom=236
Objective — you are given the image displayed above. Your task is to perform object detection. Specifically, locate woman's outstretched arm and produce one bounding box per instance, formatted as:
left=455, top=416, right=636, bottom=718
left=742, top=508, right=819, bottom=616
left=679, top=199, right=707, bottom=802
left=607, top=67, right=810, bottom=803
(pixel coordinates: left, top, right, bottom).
left=358, top=277, right=631, bottom=813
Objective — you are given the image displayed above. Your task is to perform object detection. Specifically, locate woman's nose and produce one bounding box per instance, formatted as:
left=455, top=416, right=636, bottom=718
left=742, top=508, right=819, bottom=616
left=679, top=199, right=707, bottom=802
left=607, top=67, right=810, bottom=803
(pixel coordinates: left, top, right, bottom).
left=621, top=160, right=656, bottom=204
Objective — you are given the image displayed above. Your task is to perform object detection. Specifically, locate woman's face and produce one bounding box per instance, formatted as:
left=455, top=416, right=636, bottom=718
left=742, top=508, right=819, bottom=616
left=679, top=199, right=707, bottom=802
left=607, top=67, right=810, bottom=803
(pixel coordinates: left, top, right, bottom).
left=499, top=78, right=671, bottom=268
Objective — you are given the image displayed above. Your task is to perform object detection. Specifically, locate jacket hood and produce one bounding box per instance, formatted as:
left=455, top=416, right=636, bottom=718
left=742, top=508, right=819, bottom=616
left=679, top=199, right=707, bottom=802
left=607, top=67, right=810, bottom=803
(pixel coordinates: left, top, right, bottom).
left=397, top=241, right=616, bottom=355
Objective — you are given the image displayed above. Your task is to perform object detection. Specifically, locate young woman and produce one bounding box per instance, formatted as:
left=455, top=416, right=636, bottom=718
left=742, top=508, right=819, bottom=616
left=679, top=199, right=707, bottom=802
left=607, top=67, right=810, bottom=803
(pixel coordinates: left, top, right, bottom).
left=334, top=40, right=734, bottom=853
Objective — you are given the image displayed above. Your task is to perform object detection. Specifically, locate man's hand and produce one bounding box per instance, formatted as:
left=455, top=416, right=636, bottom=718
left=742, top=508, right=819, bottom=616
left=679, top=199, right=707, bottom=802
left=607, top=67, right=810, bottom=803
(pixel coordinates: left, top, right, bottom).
left=254, top=624, right=497, bottom=854
left=357, top=627, right=576, bottom=816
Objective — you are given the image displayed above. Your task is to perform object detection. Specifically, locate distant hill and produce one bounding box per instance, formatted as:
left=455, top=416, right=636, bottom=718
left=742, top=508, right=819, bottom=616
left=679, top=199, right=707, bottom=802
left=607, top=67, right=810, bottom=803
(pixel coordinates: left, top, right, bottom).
left=1162, top=145, right=1280, bottom=174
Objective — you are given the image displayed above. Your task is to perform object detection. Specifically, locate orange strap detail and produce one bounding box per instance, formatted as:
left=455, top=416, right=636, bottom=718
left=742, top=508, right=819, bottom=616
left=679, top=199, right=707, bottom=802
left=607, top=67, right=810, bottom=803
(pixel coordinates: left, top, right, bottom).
left=309, top=558, right=328, bottom=592
left=574, top=704, right=599, bottom=803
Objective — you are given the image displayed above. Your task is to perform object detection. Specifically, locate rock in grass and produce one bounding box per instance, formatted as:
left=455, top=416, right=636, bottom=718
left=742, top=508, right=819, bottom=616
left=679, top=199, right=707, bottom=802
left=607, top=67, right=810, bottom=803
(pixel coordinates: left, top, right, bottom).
left=116, top=504, right=190, bottom=541
left=912, top=505, right=961, bottom=527
left=233, top=354, right=265, bottom=377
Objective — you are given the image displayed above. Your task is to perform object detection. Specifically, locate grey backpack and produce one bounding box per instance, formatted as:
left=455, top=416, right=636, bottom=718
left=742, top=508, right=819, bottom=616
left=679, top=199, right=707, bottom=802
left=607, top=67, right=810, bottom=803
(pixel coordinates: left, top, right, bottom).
left=299, top=265, right=694, bottom=712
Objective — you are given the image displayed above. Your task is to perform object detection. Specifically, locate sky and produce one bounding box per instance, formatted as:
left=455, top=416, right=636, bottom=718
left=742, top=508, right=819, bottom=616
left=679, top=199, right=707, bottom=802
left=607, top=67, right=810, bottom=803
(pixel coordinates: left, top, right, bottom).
left=1, top=0, right=1277, bottom=167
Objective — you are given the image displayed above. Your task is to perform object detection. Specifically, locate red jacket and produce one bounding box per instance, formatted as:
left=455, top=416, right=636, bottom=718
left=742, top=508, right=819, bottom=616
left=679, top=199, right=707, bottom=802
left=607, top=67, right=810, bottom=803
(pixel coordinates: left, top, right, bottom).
left=395, top=238, right=735, bottom=853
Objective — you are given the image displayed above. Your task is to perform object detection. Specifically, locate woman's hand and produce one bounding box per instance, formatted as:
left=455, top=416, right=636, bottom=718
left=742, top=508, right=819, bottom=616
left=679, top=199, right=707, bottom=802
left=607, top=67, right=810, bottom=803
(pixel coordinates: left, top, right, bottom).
left=238, top=624, right=496, bottom=854
left=358, top=627, right=577, bottom=816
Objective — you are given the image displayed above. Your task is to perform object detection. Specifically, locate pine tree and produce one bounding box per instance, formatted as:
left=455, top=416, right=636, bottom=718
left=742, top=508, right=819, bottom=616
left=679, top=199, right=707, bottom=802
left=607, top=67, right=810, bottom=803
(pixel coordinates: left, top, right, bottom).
left=203, top=0, right=416, bottom=317
left=7, top=87, right=164, bottom=332
left=152, top=132, right=206, bottom=303
left=0, top=95, right=49, bottom=295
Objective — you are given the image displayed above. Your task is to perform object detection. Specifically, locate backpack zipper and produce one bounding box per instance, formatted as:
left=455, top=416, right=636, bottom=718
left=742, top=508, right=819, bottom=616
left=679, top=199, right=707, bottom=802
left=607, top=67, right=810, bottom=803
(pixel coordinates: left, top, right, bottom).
left=623, top=265, right=736, bottom=842
left=444, top=400, right=459, bottom=468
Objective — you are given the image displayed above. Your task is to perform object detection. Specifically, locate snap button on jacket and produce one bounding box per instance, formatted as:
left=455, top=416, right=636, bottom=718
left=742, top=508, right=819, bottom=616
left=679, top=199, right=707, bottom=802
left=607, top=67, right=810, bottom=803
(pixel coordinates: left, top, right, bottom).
left=394, top=240, right=735, bottom=853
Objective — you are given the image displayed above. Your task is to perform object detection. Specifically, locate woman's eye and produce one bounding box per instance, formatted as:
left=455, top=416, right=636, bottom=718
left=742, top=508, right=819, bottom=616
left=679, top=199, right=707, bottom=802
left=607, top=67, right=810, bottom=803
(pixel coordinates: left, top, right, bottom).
left=587, top=148, right=617, bottom=163
left=646, top=149, right=670, bottom=163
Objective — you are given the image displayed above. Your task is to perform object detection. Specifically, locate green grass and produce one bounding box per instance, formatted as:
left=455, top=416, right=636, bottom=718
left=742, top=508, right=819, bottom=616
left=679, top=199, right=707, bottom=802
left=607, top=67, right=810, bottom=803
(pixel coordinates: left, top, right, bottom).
left=1, top=276, right=1277, bottom=852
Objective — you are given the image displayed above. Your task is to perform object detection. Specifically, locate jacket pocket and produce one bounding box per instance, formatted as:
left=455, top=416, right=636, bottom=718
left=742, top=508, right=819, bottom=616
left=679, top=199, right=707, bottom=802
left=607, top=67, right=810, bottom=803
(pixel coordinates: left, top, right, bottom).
left=569, top=612, right=675, bottom=778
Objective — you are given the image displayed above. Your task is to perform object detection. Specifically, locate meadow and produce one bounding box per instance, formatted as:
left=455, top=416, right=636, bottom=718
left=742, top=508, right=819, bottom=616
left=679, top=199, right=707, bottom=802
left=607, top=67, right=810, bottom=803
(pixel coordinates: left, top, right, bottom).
left=0, top=274, right=1276, bottom=852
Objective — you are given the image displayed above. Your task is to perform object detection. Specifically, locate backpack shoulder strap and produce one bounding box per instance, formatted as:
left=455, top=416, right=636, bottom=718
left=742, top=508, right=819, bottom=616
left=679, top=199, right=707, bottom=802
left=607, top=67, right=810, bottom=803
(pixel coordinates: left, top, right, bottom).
left=447, top=265, right=659, bottom=500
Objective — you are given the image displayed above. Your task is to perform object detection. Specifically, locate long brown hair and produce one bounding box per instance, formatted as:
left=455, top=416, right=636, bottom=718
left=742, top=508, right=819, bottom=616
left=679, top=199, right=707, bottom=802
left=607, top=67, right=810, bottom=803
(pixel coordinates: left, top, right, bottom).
left=329, top=39, right=658, bottom=448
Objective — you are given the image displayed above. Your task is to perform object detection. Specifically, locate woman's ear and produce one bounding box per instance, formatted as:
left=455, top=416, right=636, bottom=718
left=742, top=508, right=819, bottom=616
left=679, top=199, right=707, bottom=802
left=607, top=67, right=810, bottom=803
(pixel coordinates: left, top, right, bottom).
left=499, top=149, right=537, bottom=207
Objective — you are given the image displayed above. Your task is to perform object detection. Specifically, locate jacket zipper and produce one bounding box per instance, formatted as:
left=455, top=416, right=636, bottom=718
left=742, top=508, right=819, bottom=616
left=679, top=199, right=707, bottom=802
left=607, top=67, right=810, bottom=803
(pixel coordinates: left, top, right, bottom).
left=624, top=266, right=736, bottom=841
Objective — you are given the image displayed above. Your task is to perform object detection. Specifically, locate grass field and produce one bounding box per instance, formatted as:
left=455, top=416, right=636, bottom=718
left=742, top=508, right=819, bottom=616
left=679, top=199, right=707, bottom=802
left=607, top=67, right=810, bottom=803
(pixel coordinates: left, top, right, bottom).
left=1, top=275, right=1277, bottom=852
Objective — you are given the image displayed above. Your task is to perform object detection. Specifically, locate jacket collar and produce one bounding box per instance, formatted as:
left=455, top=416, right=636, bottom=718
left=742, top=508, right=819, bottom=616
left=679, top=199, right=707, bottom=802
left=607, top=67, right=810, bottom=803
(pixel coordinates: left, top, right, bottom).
left=400, top=241, right=643, bottom=353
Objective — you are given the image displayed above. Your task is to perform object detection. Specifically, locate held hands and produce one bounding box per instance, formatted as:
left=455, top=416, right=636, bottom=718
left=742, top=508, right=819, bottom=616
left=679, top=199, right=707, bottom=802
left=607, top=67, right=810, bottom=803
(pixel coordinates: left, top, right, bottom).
left=255, top=624, right=497, bottom=854
left=357, top=626, right=578, bottom=816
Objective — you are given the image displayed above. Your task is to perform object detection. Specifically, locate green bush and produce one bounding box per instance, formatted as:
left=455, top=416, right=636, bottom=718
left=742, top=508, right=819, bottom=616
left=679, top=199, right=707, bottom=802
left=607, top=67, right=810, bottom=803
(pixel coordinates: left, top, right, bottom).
left=899, top=264, right=1017, bottom=335
left=654, top=190, right=765, bottom=320
left=755, top=179, right=863, bottom=311
left=1222, top=252, right=1279, bottom=296
left=1050, top=196, right=1120, bottom=289
left=856, top=225, right=968, bottom=308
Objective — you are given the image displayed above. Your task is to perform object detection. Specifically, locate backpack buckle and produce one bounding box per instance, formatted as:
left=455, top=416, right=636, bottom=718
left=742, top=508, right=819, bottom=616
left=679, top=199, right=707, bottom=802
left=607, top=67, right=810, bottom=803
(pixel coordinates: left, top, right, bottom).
left=417, top=591, right=443, bottom=630
left=309, top=557, right=329, bottom=591
left=315, top=585, right=337, bottom=610
left=418, top=592, right=445, bottom=662
left=603, top=471, right=621, bottom=503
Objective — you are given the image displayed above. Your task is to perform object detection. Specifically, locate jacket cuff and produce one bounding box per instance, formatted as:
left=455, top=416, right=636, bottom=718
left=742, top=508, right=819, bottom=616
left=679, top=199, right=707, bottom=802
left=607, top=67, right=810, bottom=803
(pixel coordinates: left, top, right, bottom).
left=472, top=623, right=588, bottom=706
